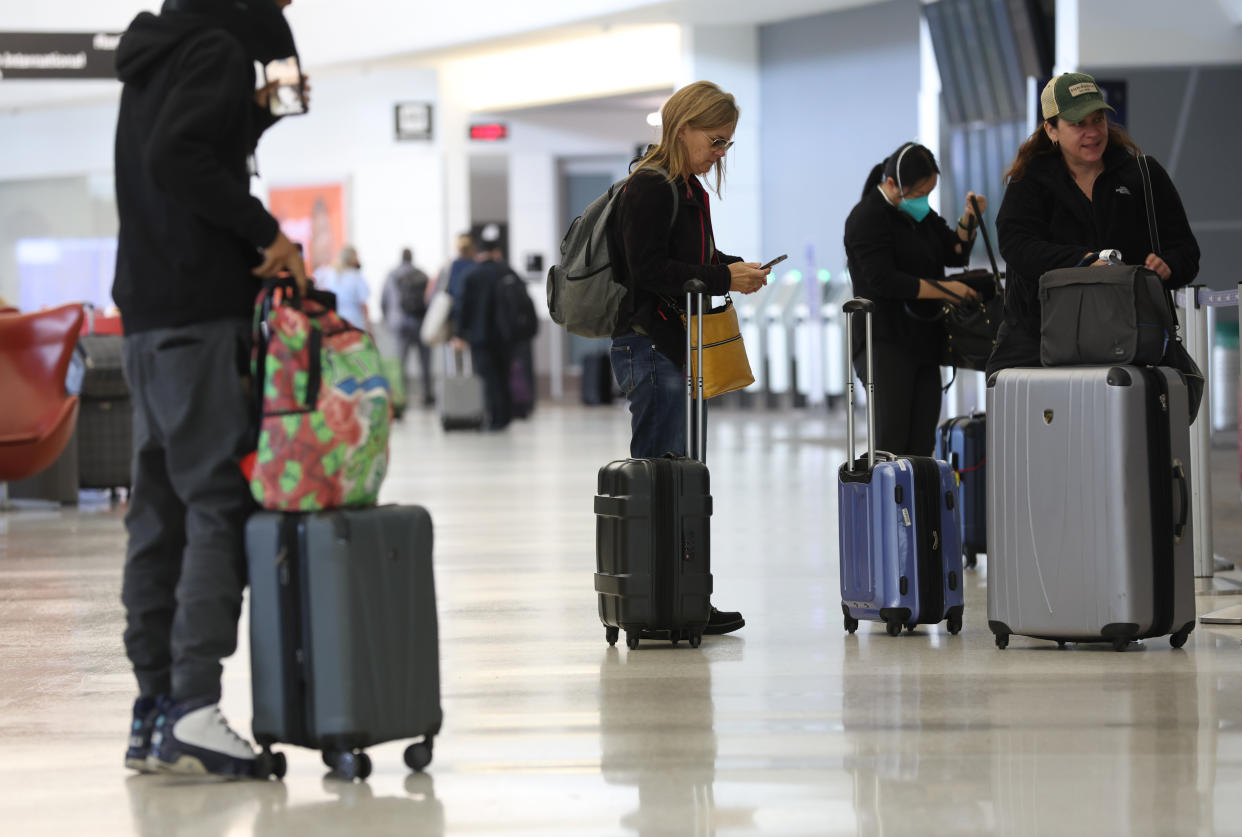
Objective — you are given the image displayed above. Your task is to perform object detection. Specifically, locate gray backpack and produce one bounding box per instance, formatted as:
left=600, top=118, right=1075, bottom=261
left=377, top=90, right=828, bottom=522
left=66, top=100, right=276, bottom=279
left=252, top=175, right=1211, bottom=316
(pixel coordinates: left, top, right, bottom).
left=546, top=168, right=678, bottom=338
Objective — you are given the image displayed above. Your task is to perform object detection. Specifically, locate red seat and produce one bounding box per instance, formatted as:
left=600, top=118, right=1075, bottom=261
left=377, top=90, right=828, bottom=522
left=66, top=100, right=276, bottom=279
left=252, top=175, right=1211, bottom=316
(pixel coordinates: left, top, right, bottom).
left=0, top=304, right=84, bottom=481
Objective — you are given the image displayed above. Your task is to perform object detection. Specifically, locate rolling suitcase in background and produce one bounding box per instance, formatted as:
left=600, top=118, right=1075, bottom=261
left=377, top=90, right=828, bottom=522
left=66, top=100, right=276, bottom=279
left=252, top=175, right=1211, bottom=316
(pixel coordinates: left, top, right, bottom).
left=935, top=412, right=986, bottom=569
left=440, top=347, right=485, bottom=430
left=73, top=331, right=133, bottom=491
left=246, top=504, right=443, bottom=779
left=594, top=280, right=712, bottom=650
left=838, top=298, right=964, bottom=637
left=987, top=366, right=1196, bottom=651
left=582, top=351, right=615, bottom=405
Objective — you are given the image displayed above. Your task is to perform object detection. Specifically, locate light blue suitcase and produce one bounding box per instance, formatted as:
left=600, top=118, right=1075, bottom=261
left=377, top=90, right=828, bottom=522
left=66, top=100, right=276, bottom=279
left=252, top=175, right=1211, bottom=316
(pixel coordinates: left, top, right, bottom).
left=838, top=299, right=964, bottom=636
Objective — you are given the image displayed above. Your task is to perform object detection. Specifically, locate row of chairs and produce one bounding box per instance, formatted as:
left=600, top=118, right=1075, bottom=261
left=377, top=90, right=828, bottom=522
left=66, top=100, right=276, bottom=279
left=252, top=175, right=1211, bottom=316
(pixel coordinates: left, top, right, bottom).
left=0, top=304, right=84, bottom=486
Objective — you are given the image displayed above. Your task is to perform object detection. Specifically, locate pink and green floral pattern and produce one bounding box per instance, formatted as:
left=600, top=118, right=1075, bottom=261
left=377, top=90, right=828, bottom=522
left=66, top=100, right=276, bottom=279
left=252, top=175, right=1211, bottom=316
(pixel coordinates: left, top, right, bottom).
left=250, top=289, right=391, bottom=510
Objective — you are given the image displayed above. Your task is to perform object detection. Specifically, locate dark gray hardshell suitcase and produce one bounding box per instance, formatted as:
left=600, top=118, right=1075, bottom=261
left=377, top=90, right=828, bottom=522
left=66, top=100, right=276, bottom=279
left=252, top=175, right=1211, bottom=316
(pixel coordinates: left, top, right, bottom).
left=595, top=456, right=713, bottom=648
left=986, top=366, right=1195, bottom=651
left=246, top=505, right=442, bottom=778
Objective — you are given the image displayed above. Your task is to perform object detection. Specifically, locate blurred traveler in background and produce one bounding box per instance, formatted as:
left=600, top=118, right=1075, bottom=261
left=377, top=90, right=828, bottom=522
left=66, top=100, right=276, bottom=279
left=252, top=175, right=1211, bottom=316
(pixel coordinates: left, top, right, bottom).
left=383, top=247, right=434, bottom=407
left=316, top=244, right=371, bottom=331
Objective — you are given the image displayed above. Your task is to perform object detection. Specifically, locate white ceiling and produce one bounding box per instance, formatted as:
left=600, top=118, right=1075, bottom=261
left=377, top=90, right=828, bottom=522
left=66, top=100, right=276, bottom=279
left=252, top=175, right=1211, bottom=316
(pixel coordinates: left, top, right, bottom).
left=0, top=0, right=881, bottom=111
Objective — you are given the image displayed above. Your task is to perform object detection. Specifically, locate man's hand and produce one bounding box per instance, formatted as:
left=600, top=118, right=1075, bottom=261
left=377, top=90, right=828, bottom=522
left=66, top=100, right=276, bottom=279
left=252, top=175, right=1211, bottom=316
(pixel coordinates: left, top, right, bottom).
left=253, top=231, right=307, bottom=297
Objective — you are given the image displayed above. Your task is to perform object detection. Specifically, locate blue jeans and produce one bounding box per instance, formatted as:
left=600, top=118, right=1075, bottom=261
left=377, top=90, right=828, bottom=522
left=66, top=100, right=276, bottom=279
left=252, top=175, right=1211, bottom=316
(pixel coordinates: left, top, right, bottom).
left=610, top=334, right=707, bottom=460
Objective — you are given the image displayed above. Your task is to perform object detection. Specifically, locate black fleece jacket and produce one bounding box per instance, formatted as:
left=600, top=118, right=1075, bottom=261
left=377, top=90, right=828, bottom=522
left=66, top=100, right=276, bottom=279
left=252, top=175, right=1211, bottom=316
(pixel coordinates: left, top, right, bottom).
left=989, top=145, right=1199, bottom=370
left=843, top=186, right=973, bottom=363
left=112, top=11, right=281, bottom=334
left=614, top=168, right=740, bottom=367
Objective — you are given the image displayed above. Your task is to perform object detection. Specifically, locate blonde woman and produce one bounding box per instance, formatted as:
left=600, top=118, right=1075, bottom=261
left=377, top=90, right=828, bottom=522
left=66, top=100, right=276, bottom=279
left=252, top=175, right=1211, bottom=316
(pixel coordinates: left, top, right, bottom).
left=610, top=80, right=770, bottom=635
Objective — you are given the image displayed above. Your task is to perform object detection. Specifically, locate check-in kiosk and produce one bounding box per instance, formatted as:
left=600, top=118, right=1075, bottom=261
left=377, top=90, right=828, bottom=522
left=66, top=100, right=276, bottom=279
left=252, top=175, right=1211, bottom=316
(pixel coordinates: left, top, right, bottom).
left=762, top=272, right=806, bottom=406
left=820, top=273, right=852, bottom=409
left=731, top=290, right=767, bottom=407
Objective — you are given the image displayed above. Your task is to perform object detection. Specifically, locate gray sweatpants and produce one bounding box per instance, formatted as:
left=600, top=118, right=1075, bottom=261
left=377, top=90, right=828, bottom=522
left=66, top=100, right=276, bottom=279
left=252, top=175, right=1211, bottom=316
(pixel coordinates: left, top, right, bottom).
left=120, top=318, right=254, bottom=703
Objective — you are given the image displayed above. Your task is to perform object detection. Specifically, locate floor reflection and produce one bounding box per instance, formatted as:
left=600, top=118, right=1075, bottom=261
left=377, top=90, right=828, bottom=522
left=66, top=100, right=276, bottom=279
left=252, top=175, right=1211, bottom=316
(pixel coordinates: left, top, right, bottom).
left=598, top=647, right=719, bottom=836
left=125, top=772, right=444, bottom=836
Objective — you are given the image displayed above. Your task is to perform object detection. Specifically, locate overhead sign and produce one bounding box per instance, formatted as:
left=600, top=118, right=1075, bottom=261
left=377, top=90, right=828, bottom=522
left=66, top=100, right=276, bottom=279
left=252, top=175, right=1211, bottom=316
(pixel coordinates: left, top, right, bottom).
left=0, top=32, right=123, bottom=80
left=468, top=122, right=508, bottom=142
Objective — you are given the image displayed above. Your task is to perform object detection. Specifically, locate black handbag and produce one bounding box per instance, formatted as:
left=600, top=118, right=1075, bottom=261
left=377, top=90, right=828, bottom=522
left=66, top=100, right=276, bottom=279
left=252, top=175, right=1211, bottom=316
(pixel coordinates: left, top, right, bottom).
left=924, top=195, right=1005, bottom=373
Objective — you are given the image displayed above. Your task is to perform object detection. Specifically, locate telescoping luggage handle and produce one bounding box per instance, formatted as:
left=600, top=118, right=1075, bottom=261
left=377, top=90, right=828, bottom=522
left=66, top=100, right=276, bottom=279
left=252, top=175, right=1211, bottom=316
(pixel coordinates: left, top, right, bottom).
left=843, top=298, right=877, bottom=473
left=684, top=279, right=707, bottom=463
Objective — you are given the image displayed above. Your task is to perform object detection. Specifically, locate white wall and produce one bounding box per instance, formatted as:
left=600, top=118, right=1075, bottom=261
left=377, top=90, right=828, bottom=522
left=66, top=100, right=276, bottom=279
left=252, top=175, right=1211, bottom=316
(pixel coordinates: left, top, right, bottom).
left=1061, top=0, right=1242, bottom=71
left=681, top=24, right=764, bottom=266
left=237, top=65, right=445, bottom=321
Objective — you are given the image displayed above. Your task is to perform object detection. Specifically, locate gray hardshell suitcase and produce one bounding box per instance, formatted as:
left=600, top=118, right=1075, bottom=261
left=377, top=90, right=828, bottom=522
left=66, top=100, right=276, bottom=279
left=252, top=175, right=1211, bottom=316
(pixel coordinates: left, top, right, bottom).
left=986, top=366, right=1195, bottom=651
left=440, top=348, right=485, bottom=430
left=246, top=505, right=442, bottom=779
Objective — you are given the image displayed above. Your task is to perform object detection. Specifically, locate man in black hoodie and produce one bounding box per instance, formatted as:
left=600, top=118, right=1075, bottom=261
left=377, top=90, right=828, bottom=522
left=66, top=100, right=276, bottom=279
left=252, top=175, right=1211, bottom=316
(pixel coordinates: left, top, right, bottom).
left=114, top=0, right=305, bottom=778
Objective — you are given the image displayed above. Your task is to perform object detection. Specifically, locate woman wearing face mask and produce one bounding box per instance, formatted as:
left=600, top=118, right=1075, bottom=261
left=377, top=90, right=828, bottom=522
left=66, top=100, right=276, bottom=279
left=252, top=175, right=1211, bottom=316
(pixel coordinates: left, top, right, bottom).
left=986, top=72, right=1199, bottom=375
left=843, top=141, right=984, bottom=457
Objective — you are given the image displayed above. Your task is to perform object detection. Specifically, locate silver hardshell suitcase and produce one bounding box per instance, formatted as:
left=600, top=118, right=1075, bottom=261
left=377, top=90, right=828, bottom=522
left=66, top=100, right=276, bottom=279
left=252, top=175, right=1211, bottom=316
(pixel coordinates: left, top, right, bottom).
left=986, top=365, right=1195, bottom=651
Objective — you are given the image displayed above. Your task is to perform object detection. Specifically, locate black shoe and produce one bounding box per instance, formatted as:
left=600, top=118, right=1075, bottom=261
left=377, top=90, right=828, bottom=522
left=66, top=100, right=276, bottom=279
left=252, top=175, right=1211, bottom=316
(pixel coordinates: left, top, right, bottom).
left=703, top=606, right=745, bottom=635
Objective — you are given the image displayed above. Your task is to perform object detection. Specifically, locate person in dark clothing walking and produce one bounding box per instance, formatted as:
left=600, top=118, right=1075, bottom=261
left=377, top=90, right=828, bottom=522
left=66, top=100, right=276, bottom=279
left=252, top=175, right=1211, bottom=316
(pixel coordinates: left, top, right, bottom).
left=114, top=0, right=306, bottom=778
left=383, top=247, right=434, bottom=407
left=843, top=141, right=984, bottom=457
left=986, top=72, right=1199, bottom=375
left=451, top=242, right=514, bottom=431
left=611, top=80, right=771, bottom=636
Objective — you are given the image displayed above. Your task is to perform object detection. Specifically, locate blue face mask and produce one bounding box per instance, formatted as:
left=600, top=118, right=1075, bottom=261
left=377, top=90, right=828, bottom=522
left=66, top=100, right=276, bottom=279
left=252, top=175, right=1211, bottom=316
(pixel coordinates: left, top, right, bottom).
left=898, top=194, right=931, bottom=222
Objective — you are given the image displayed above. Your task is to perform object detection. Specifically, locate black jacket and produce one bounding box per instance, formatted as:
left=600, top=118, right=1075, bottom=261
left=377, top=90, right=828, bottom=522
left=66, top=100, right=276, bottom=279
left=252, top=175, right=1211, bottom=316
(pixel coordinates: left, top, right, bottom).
left=112, top=11, right=281, bottom=334
left=843, top=186, right=973, bottom=362
left=454, top=259, right=510, bottom=347
left=614, top=168, right=740, bottom=366
left=989, top=145, right=1199, bottom=371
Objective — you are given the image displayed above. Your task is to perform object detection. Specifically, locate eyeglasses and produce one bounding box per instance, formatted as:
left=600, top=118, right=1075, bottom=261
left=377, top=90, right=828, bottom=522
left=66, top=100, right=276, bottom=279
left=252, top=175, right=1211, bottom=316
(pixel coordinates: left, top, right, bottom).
left=707, top=135, right=734, bottom=151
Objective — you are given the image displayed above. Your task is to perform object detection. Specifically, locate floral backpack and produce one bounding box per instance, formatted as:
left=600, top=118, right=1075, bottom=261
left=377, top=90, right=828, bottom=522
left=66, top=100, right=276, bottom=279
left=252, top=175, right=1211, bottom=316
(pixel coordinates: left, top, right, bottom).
left=245, top=281, right=392, bottom=510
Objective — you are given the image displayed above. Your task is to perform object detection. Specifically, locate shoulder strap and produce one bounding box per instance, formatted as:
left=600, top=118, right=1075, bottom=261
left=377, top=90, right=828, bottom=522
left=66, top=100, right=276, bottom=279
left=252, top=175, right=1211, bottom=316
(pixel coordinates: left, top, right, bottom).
left=1137, top=153, right=1161, bottom=256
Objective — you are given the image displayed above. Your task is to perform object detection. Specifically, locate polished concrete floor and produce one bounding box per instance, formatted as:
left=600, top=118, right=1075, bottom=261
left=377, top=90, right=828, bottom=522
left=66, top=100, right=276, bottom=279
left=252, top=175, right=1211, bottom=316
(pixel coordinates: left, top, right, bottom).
left=3, top=400, right=1242, bottom=836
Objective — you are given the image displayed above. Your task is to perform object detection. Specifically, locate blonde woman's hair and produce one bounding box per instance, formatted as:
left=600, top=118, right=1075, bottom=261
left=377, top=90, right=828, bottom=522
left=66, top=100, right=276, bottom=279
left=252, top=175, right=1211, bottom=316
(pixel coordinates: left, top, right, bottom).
left=631, top=80, right=739, bottom=195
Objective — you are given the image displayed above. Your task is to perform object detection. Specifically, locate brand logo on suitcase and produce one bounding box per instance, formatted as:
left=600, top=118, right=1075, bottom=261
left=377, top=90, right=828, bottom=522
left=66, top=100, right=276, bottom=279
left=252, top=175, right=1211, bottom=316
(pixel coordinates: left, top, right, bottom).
left=1043, top=409, right=1054, bottom=424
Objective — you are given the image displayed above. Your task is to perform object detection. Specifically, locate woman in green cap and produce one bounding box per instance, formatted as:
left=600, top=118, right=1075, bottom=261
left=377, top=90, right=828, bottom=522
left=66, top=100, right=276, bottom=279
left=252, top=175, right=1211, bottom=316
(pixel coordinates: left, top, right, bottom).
left=985, top=71, right=1200, bottom=374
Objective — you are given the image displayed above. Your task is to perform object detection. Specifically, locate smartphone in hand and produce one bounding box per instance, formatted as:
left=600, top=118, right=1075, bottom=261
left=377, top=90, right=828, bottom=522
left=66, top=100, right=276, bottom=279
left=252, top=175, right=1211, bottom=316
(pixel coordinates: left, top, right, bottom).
left=760, top=254, right=788, bottom=271
left=263, top=56, right=307, bottom=117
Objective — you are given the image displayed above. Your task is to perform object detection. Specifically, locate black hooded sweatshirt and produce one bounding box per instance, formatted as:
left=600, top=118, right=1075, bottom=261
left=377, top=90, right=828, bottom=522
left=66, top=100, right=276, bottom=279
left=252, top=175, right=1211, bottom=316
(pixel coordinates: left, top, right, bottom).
left=112, top=4, right=291, bottom=333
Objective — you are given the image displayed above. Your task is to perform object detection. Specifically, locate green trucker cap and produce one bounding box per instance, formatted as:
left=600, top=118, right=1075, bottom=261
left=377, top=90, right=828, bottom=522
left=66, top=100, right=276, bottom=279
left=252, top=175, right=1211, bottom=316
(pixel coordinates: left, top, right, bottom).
left=1040, top=72, right=1117, bottom=124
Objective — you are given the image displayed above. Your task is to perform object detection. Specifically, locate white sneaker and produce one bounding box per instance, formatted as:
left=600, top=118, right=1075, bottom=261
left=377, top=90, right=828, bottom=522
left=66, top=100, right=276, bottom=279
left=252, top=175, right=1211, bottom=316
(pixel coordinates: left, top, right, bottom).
left=149, top=698, right=257, bottom=778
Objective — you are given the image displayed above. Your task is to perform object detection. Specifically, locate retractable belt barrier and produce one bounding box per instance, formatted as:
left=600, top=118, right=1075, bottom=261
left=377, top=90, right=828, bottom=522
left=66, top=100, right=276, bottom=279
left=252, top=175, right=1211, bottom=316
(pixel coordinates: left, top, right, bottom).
left=1173, top=284, right=1240, bottom=590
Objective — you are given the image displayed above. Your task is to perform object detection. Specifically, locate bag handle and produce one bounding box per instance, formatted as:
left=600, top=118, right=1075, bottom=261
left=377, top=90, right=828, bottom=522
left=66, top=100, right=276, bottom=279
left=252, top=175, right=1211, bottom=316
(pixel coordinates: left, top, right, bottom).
left=842, top=297, right=876, bottom=472
left=968, top=194, right=1002, bottom=296
left=684, top=279, right=707, bottom=462
left=1137, top=154, right=1161, bottom=256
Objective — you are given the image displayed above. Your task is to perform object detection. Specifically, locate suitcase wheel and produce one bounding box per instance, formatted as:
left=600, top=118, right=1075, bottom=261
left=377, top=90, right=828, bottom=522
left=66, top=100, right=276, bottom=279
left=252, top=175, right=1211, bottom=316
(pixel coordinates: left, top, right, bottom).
left=404, top=739, right=434, bottom=772
left=885, top=620, right=902, bottom=638
left=994, top=633, right=1009, bottom=650
left=946, top=613, right=962, bottom=636
left=1112, top=638, right=1131, bottom=653
left=605, top=626, right=619, bottom=646
left=323, top=749, right=372, bottom=781
left=843, top=610, right=859, bottom=635
left=253, top=748, right=287, bottom=780
left=1057, top=640, right=1069, bottom=649
left=688, top=632, right=702, bottom=649
left=963, top=549, right=978, bottom=570
left=625, top=631, right=640, bottom=651
left=1170, top=630, right=1190, bottom=650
